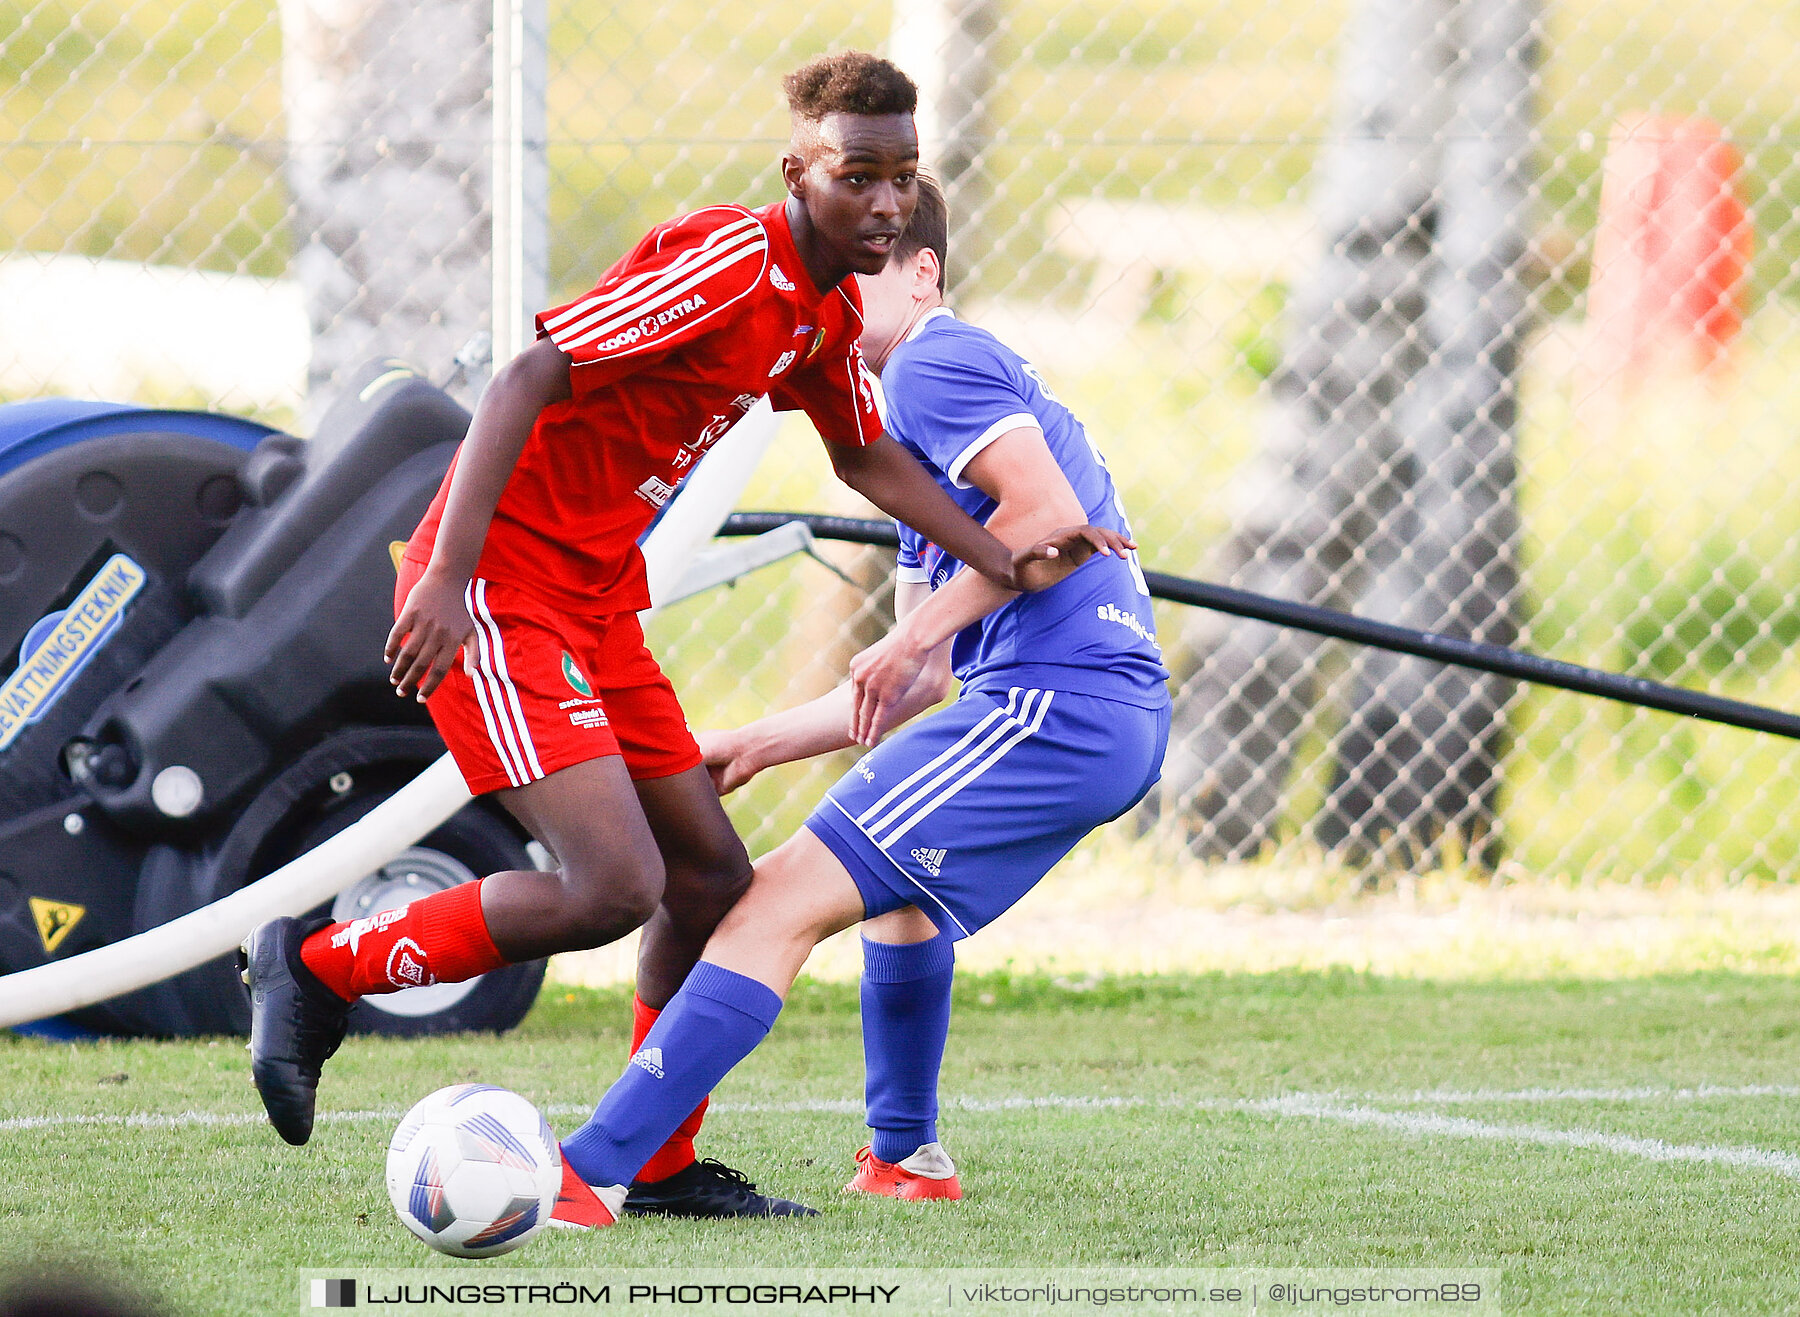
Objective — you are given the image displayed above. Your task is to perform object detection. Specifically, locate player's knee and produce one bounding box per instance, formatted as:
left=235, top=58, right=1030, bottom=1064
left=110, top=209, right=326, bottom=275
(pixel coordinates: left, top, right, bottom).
left=563, top=887, right=662, bottom=947
left=659, top=840, right=753, bottom=928
left=715, top=851, right=851, bottom=949
left=676, top=823, right=753, bottom=890
left=710, top=891, right=787, bottom=956
left=558, top=852, right=666, bottom=945
left=697, top=849, right=754, bottom=913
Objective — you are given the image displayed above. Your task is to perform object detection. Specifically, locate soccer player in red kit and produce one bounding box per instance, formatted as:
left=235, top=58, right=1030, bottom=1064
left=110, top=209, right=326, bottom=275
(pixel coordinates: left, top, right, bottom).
left=242, top=51, right=1126, bottom=1222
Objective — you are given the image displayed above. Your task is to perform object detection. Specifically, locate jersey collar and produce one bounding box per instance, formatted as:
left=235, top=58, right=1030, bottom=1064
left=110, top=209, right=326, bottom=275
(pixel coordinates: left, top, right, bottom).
left=905, top=305, right=957, bottom=342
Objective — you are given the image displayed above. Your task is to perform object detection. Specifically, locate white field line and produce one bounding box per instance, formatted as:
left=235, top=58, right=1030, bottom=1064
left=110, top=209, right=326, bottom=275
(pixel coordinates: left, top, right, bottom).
left=1374, top=1084, right=1800, bottom=1104
left=8, top=1082, right=1800, bottom=1185
left=0, top=1096, right=1122, bottom=1133
left=1247, top=1095, right=1800, bottom=1179
left=3, top=1084, right=1794, bottom=1133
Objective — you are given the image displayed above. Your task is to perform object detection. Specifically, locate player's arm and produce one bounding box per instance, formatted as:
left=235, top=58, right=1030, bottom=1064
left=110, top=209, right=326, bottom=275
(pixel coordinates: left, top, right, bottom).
left=700, top=579, right=950, bottom=794
left=385, top=337, right=573, bottom=700
left=848, top=425, right=1103, bottom=745
left=387, top=207, right=763, bottom=700
left=828, top=434, right=1125, bottom=594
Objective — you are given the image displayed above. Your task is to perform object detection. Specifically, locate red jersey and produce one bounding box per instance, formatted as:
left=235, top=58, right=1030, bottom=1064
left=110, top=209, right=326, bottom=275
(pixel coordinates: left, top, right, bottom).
left=407, top=200, right=884, bottom=613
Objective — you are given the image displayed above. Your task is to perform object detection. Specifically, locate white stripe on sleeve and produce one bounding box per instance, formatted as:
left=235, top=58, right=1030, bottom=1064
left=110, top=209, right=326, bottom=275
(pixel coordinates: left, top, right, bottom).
left=541, top=213, right=758, bottom=335
left=946, top=413, right=1040, bottom=489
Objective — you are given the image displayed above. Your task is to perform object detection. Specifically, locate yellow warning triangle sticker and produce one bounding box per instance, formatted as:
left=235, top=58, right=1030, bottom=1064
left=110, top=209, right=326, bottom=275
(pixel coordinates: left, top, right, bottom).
left=389, top=540, right=408, bottom=574
left=29, top=898, right=85, bottom=955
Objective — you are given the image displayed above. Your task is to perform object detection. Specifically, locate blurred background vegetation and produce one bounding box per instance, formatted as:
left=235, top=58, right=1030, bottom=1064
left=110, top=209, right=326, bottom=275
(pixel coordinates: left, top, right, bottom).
left=4, top=0, right=1800, bottom=886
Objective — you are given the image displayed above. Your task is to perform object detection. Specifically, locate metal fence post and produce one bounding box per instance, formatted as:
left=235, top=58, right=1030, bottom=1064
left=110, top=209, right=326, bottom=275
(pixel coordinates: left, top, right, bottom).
left=492, top=0, right=549, bottom=368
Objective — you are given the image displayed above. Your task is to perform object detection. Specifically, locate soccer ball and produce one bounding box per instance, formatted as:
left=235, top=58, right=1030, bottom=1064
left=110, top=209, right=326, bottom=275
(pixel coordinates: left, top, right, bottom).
left=385, top=1084, right=561, bottom=1258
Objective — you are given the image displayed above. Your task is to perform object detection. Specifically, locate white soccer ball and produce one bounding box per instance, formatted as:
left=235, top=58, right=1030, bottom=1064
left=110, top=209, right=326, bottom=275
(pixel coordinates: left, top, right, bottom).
left=385, top=1083, right=561, bottom=1258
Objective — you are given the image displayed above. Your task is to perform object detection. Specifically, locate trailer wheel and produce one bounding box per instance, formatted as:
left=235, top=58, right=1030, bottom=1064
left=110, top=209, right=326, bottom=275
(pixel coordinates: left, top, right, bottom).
left=285, top=795, right=548, bottom=1037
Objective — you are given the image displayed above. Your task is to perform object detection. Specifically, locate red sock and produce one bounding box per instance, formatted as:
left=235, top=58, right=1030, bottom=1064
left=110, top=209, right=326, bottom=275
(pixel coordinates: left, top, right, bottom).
left=630, top=993, right=709, bottom=1182
left=299, top=879, right=506, bottom=1001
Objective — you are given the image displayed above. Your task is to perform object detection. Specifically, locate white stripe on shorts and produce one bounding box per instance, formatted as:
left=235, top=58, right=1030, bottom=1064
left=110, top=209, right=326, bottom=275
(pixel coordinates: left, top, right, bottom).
left=871, top=688, right=1055, bottom=848
left=473, top=582, right=545, bottom=780
left=856, top=688, right=1023, bottom=834
left=465, top=579, right=544, bottom=785
left=861, top=689, right=1045, bottom=841
left=463, top=582, right=525, bottom=787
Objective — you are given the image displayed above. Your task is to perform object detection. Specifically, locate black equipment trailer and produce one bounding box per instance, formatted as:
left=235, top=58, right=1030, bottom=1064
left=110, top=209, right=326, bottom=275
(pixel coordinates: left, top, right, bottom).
left=0, top=362, right=544, bottom=1039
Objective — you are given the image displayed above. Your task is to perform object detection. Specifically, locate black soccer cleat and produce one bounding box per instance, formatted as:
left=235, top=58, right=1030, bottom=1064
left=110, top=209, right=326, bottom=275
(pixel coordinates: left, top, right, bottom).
left=240, top=915, right=351, bottom=1147
left=623, top=1158, right=819, bottom=1218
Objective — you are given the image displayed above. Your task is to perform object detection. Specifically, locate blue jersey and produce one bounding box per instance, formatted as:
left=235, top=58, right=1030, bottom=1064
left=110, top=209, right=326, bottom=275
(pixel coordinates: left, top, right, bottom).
left=881, top=309, right=1169, bottom=709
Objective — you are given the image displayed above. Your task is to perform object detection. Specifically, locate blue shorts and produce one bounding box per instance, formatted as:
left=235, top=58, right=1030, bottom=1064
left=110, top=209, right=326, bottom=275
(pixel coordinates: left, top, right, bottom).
left=804, top=685, right=1169, bottom=939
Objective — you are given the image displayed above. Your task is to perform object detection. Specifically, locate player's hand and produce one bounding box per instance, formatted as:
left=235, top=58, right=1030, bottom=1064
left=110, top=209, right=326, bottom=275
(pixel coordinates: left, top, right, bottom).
left=1008, top=524, right=1134, bottom=593
left=848, top=629, right=931, bottom=747
left=386, top=568, right=477, bottom=702
left=697, top=730, right=759, bottom=796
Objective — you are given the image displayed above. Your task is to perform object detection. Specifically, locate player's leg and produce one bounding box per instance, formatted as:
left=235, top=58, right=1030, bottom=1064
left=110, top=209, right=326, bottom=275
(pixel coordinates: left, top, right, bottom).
left=556, top=829, right=867, bottom=1203
left=550, top=628, right=801, bottom=1214
left=243, top=755, right=665, bottom=1146
left=245, top=574, right=668, bottom=1147
left=607, top=764, right=819, bottom=1217
left=305, top=755, right=663, bottom=982
left=613, top=769, right=744, bottom=1197
left=558, top=690, right=1168, bottom=1215
left=631, top=765, right=753, bottom=1006
left=850, top=905, right=963, bottom=1200
left=811, top=686, right=1173, bottom=1200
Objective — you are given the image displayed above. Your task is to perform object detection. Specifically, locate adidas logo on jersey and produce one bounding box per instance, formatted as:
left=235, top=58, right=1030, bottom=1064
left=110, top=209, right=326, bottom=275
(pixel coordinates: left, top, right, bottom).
left=630, top=1046, right=665, bottom=1079
left=911, top=847, right=947, bottom=876
left=769, top=264, right=796, bottom=291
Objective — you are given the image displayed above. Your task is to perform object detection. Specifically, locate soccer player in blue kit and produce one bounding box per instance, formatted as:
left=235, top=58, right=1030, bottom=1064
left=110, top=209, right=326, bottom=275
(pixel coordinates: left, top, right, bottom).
left=550, top=172, right=1170, bottom=1222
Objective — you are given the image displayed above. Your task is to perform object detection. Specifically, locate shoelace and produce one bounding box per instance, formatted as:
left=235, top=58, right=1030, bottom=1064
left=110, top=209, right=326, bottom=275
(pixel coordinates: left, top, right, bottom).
left=691, top=1158, right=756, bottom=1188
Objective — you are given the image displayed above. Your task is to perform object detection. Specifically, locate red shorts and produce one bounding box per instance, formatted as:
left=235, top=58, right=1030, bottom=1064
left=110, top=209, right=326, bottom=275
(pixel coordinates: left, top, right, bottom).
left=395, top=559, right=702, bottom=795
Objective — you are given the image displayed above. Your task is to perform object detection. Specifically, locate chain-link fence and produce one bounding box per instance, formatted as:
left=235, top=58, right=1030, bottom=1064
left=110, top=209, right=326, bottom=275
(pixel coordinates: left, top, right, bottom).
left=5, top=0, right=1800, bottom=888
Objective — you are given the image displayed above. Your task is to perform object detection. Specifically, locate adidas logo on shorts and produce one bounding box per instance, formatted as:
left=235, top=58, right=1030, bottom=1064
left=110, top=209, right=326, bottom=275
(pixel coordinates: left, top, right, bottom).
left=630, top=1046, right=665, bottom=1079
left=911, top=847, right=947, bottom=876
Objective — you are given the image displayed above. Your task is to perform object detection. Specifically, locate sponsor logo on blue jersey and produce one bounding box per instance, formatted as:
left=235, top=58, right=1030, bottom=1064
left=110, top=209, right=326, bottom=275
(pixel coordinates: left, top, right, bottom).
left=1097, top=602, right=1160, bottom=650
left=884, top=315, right=1169, bottom=707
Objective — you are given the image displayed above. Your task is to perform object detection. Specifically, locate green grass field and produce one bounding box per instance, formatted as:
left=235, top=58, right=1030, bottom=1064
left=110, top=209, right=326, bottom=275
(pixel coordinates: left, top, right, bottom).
left=8, top=971, right=1800, bottom=1315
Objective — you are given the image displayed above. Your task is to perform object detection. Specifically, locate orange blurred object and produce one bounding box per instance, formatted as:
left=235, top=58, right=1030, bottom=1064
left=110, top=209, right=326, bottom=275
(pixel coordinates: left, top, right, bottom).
left=1586, top=113, right=1753, bottom=379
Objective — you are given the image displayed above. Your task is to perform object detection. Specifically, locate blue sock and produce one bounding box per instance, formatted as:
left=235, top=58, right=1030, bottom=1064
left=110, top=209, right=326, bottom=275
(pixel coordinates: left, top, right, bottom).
left=861, top=931, right=955, bottom=1164
left=560, top=962, right=782, bottom=1188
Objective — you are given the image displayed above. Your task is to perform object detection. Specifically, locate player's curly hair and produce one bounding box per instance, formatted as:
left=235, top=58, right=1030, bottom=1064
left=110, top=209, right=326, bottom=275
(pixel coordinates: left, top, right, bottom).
left=783, top=51, right=917, bottom=120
